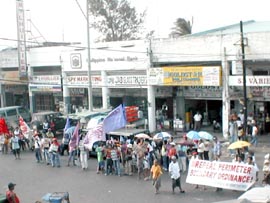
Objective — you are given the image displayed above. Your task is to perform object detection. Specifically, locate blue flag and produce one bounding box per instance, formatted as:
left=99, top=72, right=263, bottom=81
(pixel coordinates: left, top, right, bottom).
left=64, top=116, right=70, bottom=133
left=103, top=104, right=127, bottom=133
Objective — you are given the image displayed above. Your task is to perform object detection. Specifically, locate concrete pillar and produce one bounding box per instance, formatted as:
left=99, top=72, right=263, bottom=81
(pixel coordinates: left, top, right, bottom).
left=147, top=85, right=156, bottom=133
left=62, top=71, right=70, bottom=115
left=28, top=66, right=34, bottom=113
left=222, top=48, right=230, bottom=140
left=101, top=70, right=109, bottom=109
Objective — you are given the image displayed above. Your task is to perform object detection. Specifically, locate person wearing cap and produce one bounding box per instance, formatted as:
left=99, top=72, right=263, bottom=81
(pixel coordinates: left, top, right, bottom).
left=6, top=182, right=20, bottom=203
left=169, top=156, right=185, bottom=194
left=49, top=138, right=61, bottom=167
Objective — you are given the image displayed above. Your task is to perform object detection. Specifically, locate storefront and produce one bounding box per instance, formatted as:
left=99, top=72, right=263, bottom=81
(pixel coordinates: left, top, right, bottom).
left=29, top=75, right=62, bottom=112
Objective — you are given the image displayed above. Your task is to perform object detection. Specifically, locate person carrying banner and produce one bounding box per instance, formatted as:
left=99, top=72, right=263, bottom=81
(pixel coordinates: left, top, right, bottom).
left=169, top=156, right=185, bottom=194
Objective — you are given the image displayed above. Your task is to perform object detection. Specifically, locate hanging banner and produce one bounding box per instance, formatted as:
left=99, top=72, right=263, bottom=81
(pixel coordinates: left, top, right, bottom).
left=16, top=0, right=27, bottom=79
left=186, top=159, right=256, bottom=191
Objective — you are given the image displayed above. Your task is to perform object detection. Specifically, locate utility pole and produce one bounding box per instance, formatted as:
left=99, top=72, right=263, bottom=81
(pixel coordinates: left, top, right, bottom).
left=240, top=21, right=248, bottom=134
left=86, top=0, right=93, bottom=111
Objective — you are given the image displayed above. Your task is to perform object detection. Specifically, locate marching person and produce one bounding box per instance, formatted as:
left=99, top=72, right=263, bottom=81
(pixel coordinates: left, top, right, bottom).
left=49, top=138, right=61, bottom=167
left=6, top=182, right=20, bottom=203
left=41, top=134, right=51, bottom=165
left=150, top=159, right=163, bottom=194
left=33, top=134, right=42, bottom=163
left=79, top=136, right=88, bottom=170
left=169, top=156, right=185, bottom=194
left=10, top=133, right=20, bottom=160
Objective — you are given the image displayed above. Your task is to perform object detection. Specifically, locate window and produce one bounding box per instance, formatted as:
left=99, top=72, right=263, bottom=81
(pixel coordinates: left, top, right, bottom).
left=6, top=109, right=17, bottom=116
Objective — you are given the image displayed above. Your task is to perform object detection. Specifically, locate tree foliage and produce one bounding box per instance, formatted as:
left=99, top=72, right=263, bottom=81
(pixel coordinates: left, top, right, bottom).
left=169, top=18, right=193, bottom=38
left=88, top=0, right=145, bottom=42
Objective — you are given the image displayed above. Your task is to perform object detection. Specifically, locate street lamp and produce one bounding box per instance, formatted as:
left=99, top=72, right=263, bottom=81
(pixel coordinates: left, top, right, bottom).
left=86, top=0, right=93, bottom=111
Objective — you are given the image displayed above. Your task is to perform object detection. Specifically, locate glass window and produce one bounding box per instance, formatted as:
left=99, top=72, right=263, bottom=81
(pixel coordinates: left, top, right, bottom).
left=6, top=109, right=17, bottom=116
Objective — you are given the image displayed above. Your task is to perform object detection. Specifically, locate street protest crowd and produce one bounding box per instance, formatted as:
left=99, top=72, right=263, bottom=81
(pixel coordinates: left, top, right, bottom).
left=1, top=108, right=270, bottom=202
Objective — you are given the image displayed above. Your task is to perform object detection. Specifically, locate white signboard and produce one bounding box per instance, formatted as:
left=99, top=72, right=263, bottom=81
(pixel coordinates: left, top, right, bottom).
left=229, top=76, right=270, bottom=86
left=148, top=68, right=164, bottom=85
left=107, top=75, right=147, bottom=87
left=29, top=75, right=61, bottom=85
left=16, top=0, right=27, bottom=78
left=202, top=66, right=220, bottom=86
left=186, top=159, right=256, bottom=191
left=65, top=76, right=102, bottom=87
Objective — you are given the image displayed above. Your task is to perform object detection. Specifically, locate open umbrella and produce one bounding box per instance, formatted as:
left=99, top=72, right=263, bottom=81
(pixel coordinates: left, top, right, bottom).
left=228, top=141, right=251, bottom=149
left=135, top=133, right=152, bottom=140
left=238, top=187, right=270, bottom=202
left=153, top=132, right=172, bottom=140
left=198, top=131, right=213, bottom=140
left=186, top=130, right=200, bottom=140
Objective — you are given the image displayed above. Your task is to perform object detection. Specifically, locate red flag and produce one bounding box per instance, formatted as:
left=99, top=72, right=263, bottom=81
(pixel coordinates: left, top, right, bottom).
left=0, top=118, right=9, bottom=135
left=19, top=116, right=31, bottom=139
left=69, top=122, right=80, bottom=149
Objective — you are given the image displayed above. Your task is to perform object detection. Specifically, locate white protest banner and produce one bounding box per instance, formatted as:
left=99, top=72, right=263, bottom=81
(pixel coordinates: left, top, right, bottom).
left=186, top=159, right=256, bottom=191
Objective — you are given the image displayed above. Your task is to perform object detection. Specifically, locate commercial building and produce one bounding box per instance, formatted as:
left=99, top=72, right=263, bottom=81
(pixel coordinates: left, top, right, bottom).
left=1, top=21, right=270, bottom=135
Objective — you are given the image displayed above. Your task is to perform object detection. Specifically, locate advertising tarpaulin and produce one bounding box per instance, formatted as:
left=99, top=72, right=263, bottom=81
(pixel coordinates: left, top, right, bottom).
left=186, top=159, right=256, bottom=191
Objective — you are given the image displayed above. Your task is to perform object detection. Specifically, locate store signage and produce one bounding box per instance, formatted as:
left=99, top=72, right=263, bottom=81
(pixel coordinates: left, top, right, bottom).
left=163, top=66, right=221, bottom=86
left=107, top=75, right=147, bottom=87
left=229, top=76, right=270, bottom=86
left=148, top=66, right=221, bottom=86
left=148, top=68, right=164, bottom=85
left=66, top=75, right=102, bottom=87
left=29, top=75, right=61, bottom=85
left=16, top=0, right=27, bottom=78
left=29, top=85, right=61, bottom=92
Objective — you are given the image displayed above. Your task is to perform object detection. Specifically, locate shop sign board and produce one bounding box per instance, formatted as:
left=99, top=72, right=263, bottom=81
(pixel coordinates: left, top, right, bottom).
left=29, top=84, right=61, bottom=92
left=148, top=68, right=164, bottom=85
left=148, top=66, right=221, bottom=86
left=16, top=0, right=27, bottom=79
left=29, top=75, right=61, bottom=85
left=107, top=75, right=147, bottom=88
left=229, top=76, right=270, bottom=86
left=65, top=75, right=102, bottom=87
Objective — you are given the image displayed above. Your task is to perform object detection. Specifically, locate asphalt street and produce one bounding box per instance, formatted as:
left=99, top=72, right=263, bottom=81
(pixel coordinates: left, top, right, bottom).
left=0, top=128, right=269, bottom=203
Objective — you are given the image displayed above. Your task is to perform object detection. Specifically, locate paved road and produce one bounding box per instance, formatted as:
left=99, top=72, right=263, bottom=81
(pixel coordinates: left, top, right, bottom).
left=0, top=129, right=269, bottom=203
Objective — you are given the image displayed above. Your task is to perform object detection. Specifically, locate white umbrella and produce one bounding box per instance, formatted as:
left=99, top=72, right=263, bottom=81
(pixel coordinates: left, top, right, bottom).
left=198, top=131, right=213, bottom=140
left=238, top=187, right=270, bottom=203
left=135, top=133, right=152, bottom=140
left=153, top=132, right=172, bottom=140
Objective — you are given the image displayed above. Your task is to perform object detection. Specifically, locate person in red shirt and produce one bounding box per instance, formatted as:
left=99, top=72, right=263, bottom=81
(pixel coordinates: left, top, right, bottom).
left=6, top=182, right=20, bottom=203
left=168, top=142, right=177, bottom=161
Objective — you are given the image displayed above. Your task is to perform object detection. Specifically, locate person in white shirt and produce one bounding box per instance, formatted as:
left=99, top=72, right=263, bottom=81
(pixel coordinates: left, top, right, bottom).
left=193, top=112, right=202, bottom=131
left=168, top=156, right=185, bottom=194
left=197, top=139, right=205, bottom=160
left=34, top=135, right=42, bottom=163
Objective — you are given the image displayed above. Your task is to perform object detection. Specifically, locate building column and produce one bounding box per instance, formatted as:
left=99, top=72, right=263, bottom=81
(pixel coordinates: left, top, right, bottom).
left=222, top=48, right=230, bottom=140
left=28, top=66, right=34, bottom=113
left=101, top=70, right=109, bottom=109
left=62, top=72, right=70, bottom=115
left=147, top=85, right=156, bottom=133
